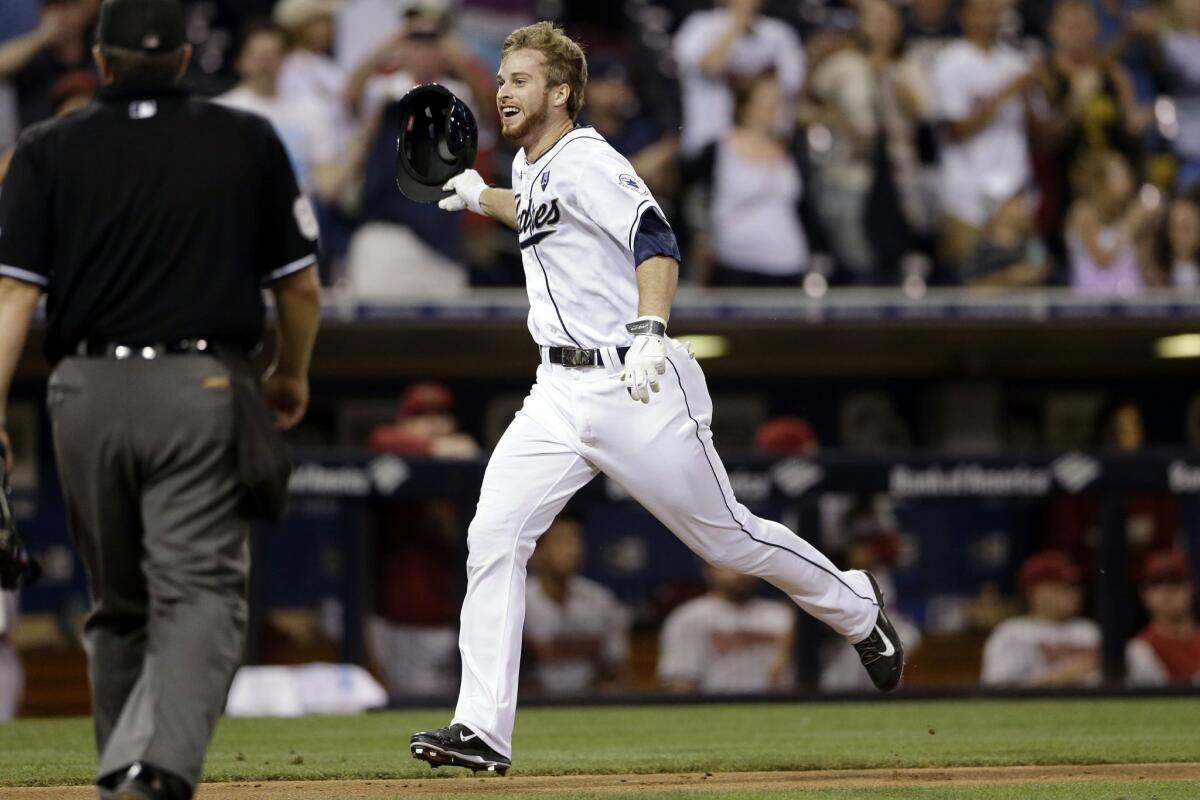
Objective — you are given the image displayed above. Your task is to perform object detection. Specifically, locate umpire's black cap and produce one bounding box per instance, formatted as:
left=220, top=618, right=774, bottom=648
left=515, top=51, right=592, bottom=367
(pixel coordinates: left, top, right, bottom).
left=394, top=83, right=478, bottom=203
left=97, top=0, right=186, bottom=54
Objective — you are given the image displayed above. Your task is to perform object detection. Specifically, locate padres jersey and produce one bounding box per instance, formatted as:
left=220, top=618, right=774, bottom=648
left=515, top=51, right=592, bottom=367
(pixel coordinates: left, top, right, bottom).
left=511, top=126, right=677, bottom=349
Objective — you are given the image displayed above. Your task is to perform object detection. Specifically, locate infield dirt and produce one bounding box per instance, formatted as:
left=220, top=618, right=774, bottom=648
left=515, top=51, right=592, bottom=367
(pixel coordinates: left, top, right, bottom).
left=2, top=762, right=1198, bottom=799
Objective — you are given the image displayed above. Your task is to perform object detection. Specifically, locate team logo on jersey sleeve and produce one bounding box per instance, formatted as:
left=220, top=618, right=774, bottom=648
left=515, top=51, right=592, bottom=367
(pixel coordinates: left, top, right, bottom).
left=541, top=170, right=551, bottom=191
left=293, top=195, right=321, bottom=241
left=618, top=173, right=649, bottom=195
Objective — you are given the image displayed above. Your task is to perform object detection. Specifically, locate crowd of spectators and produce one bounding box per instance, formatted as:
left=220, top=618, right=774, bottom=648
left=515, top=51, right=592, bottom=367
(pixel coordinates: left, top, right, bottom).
left=1, top=0, right=1198, bottom=292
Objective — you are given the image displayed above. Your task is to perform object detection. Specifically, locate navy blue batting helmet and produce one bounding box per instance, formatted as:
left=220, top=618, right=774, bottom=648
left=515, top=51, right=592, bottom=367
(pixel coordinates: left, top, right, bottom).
left=394, top=83, right=478, bottom=203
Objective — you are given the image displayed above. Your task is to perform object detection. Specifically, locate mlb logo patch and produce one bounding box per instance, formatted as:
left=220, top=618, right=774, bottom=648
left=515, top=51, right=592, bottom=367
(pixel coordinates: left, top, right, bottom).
left=618, top=173, right=649, bottom=195
left=541, top=171, right=551, bottom=191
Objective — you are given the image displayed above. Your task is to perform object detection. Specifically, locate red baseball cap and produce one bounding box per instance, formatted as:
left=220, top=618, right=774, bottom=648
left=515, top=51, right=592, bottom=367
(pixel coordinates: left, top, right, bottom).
left=754, top=417, right=818, bottom=455
left=399, top=381, right=454, bottom=418
left=1139, top=550, right=1193, bottom=587
left=1018, top=551, right=1081, bottom=594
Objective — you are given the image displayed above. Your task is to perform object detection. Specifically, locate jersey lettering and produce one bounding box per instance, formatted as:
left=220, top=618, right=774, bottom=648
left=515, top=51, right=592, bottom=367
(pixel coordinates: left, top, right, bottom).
left=517, top=196, right=561, bottom=248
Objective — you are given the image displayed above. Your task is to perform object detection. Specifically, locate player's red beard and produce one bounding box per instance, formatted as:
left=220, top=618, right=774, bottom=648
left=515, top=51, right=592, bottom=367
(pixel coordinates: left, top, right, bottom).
left=499, top=92, right=550, bottom=143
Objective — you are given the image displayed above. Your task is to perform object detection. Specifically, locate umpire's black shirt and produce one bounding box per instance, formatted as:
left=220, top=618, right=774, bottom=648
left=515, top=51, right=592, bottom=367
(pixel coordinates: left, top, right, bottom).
left=0, top=82, right=319, bottom=363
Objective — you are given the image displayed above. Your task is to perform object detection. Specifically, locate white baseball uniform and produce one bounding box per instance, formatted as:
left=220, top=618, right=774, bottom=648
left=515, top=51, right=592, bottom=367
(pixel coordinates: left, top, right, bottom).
left=524, top=575, right=630, bottom=694
left=1126, top=637, right=1171, bottom=686
left=980, top=616, right=1101, bottom=687
left=450, top=126, right=879, bottom=757
left=658, top=594, right=794, bottom=693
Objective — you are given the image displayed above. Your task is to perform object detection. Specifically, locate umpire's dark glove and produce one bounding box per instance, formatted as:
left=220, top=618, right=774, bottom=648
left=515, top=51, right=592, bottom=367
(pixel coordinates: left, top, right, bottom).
left=0, top=442, right=40, bottom=591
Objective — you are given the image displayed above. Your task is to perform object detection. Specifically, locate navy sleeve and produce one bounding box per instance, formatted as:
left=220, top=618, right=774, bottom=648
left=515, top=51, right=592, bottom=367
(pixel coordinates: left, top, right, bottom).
left=633, top=208, right=681, bottom=266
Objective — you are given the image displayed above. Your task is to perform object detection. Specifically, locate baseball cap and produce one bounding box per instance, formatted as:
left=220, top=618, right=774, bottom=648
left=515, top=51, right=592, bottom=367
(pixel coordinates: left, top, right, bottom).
left=754, top=417, right=817, bottom=455
left=405, top=0, right=451, bottom=17
left=400, top=381, right=454, bottom=418
left=1139, top=550, right=1193, bottom=587
left=1018, top=551, right=1082, bottom=594
left=97, top=0, right=186, bottom=53
left=273, top=0, right=345, bottom=32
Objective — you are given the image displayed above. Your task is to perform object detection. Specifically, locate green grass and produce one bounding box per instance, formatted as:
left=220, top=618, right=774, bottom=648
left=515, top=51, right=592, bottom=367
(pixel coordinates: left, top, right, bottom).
left=405, top=786, right=1199, bottom=800
left=410, top=787, right=1199, bottom=800
left=0, top=698, right=1197, bottom=786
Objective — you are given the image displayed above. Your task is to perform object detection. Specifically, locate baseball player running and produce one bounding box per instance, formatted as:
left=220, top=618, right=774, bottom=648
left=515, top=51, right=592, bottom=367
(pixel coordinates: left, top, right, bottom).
left=410, top=22, right=904, bottom=775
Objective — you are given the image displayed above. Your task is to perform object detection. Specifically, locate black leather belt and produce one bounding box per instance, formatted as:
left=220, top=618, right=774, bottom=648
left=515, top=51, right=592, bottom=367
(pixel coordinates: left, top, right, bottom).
left=75, top=338, right=217, bottom=359
left=544, top=345, right=629, bottom=368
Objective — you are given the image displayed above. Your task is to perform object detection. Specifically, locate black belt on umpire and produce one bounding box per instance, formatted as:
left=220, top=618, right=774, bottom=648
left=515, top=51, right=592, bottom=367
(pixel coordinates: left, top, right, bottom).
left=75, top=338, right=218, bottom=359
left=541, top=345, right=629, bottom=368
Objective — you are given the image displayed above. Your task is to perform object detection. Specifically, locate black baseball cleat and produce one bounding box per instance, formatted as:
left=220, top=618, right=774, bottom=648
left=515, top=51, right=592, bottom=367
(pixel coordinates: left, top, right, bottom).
left=854, top=571, right=905, bottom=691
left=101, top=762, right=193, bottom=800
left=410, top=723, right=511, bottom=775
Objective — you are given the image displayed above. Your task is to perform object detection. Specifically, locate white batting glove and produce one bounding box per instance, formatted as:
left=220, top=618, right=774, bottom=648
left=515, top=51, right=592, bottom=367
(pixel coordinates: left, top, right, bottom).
left=438, top=169, right=486, bottom=214
left=620, top=315, right=668, bottom=404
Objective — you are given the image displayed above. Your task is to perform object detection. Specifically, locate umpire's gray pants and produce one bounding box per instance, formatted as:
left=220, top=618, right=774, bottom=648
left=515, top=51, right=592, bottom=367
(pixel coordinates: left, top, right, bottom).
left=48, top=355, right=251, bottom=789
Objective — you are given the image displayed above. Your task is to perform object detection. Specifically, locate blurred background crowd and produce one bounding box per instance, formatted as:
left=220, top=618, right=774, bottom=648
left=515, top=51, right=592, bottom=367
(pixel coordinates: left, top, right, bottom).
left=3, top=0, right=1200, bottom=294
left=1, top=0, right=1199, bottom=720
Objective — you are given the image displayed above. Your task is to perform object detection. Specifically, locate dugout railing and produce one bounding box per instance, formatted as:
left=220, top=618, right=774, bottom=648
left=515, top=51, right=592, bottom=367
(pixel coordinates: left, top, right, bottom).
left=12, top=286, right=1200, bottom=385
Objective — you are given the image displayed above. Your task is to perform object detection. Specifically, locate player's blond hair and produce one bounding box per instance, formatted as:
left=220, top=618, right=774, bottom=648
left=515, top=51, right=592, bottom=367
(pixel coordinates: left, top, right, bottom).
left=502, top=22, right=588, bottom=120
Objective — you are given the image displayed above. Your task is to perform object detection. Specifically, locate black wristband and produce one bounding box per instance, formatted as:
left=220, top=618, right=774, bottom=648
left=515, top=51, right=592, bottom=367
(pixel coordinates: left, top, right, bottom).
left=625, top=318, right=667, bottom=337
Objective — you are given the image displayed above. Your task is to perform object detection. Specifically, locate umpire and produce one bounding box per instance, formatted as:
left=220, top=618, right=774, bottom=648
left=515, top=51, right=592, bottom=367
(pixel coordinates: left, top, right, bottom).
left=0, top=0, right=321, bottom=797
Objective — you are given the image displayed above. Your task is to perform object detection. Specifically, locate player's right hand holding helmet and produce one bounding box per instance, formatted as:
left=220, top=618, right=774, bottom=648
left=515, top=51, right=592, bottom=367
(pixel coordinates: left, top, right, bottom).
left=439, top=169, right=487, bottom=214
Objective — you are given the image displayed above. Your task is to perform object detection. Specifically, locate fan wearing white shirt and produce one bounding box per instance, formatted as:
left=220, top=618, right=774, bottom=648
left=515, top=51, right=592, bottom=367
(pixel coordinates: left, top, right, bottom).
left=216, top=21, right=341, bottom=202
left=274, top=0, right=354, bottom=150
left=672, top=0, right=804, bottom=158
left=342, top=1, right=493, bottom=131
left=524, top=511, right=630, bottom=696
left=931, top=0, right=1036, bottom=269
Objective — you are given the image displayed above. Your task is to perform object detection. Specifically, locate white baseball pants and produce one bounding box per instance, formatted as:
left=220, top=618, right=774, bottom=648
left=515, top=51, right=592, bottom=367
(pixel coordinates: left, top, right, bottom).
left=452, top=339, right=879, bottom=757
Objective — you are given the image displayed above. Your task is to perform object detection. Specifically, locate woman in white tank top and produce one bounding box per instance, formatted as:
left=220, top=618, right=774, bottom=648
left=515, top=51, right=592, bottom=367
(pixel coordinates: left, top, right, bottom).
left=687, top=70, right=809, bottom=286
